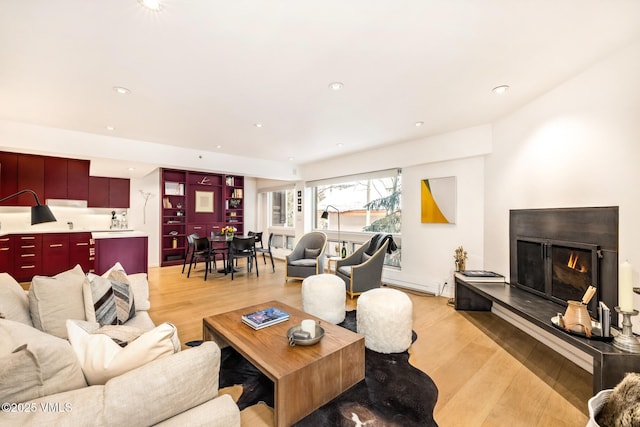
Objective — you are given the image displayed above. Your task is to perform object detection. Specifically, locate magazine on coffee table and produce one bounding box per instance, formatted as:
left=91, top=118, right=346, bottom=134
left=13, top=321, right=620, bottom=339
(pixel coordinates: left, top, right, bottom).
left=455, top=270, right=505, bottom=283
left=242, top=307, right=290, bottom=330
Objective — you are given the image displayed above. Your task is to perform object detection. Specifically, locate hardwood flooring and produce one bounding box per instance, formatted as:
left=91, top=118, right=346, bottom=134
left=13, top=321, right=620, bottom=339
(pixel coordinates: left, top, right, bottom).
left=147, top=260, right=591, bottom=426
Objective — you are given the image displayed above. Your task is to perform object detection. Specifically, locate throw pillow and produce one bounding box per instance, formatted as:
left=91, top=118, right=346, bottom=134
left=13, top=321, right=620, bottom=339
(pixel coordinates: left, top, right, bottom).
left=0, top=319, right=87, bottom=403
left=304, top=248, right=321, bottom=259
left=67, top=320, right=180, bottom=385
left=107, top=264, right=136, bottom=324
left=83, top=275, right=118, bottom=326
left=0, top=272, right=33, bottom=326
left=28, top=264, right=87, bottom=339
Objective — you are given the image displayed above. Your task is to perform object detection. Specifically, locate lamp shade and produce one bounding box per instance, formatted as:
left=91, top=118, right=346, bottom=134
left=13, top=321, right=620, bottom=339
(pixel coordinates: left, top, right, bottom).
left=321, top=210, right=329, bottom=220
left=0, top=189, right=57, bottom=225
left=31, top=204, right=57, bottom=225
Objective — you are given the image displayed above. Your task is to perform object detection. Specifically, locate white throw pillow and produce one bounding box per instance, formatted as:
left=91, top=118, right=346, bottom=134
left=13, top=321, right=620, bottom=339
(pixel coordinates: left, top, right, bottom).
left=66, top=320, right=180, bottom=385
left=0, top=272, right=33, bottom=326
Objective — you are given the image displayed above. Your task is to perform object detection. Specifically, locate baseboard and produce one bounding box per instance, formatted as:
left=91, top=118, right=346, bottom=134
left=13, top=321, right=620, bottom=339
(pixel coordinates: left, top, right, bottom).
left=492, top=304, right=593, bottom=373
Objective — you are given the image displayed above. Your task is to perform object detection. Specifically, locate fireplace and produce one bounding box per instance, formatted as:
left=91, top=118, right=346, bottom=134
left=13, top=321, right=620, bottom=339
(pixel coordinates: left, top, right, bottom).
left=510, top=207, right=618, bottom=319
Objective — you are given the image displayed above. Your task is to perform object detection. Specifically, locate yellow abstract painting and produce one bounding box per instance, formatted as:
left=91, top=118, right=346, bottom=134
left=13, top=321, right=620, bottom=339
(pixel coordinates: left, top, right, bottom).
left=421, top=177, right=456, bottom=223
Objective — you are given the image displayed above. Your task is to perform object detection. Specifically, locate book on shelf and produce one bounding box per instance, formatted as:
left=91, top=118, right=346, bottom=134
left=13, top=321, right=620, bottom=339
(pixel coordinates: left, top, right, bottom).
left=241, top=307, right=290, bottom=330
left=455, top=270, right=505, bottom=283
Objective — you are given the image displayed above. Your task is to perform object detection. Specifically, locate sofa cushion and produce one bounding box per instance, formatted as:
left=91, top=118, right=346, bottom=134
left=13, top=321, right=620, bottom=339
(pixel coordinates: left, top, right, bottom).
left=0, top=272, right=33, bottom=326
left=67, top=320, right=180, bottom=385
left=0, top=319, right=87, bottom=403
left=128, top=273, right=150, bottom=311
left=28, top=264, right=87, bottom=339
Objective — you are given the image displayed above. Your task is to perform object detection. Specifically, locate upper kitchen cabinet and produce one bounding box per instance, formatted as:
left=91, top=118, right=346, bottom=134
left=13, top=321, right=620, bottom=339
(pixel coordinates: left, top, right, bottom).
left=44, top=156, right=68, bottom=200
left=44, top=157, right=90, bottom=201
left=67, top=159, right=90, bottom=200
left=17, top=154, right=45, bottom=206
left=0, top=152, right=18, bottom=205
left=89, top=176, right=130, bottom=208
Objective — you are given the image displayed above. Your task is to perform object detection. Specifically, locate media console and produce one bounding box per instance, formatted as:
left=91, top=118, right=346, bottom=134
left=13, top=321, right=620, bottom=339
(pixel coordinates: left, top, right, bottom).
left=455, top=276, right=640, bottom=393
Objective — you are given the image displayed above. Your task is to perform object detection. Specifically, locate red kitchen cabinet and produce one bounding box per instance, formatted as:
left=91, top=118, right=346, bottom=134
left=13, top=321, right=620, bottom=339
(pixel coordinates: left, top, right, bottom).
left=109, top=178, right=130, bottom=208
left=17, top=154, right=45, bottom=206
left=67, top=159, right=90, bottom=201
left=69, top=232, right=93, bottom=273
left=89, top=177, right=130, bottom=208
left=0, top=152, right=18, bottom=205
left=44, top=157, right=68, bottom=201
left=42, top=233, right=70, bottom=276
left=0, top=236, right=13, bottom=274
left=88, top=176, right=110, bottom=207
left=14, top=234, right=42, bottom=281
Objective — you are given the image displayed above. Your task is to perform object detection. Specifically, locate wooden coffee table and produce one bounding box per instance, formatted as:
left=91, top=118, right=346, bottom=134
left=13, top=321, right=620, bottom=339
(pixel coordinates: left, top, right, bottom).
left=203, top=300, right=365, bottom=427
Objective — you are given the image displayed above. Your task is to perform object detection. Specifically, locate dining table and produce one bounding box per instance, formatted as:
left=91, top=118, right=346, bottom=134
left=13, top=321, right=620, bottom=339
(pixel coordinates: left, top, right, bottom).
left=209, top=234, right=256, bottom=274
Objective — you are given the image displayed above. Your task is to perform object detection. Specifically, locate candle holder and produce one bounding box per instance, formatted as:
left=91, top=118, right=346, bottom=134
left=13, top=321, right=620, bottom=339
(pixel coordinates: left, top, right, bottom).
left=613, top=307, right=640, bottom=353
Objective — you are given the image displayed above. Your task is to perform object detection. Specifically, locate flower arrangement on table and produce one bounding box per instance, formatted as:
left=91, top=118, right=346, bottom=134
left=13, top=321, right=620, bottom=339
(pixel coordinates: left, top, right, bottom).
left=221, top=226, right=237, bottom=235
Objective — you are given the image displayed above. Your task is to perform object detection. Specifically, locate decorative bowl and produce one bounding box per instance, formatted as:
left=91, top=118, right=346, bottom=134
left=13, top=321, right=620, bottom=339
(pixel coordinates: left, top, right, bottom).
left=286, top=324, right=325, bottom=346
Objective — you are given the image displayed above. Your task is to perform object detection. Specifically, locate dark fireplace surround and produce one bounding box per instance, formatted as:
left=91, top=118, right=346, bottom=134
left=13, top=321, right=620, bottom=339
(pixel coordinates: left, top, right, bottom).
left=510, top=207, right=618, bottom=320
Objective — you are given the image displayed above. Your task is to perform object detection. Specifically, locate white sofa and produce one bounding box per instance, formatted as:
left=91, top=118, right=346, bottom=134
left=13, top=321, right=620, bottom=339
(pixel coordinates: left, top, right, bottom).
left=0, top=269, right=240, bottom=426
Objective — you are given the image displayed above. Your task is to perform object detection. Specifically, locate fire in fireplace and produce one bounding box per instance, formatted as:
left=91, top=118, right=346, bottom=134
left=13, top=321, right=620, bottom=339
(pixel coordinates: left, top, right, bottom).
left=510, top=207, right=618, bottom=320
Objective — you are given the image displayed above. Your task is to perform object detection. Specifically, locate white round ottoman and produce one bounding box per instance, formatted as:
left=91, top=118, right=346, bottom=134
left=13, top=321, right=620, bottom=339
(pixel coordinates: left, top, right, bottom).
left=357, top=288, right=413, bottom=353
left=301, top=274, right=346, bottom=324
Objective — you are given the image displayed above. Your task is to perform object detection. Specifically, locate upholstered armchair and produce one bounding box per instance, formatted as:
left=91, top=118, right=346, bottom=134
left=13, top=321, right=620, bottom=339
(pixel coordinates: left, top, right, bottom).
left=285, top=231, right=327, bottom=281
left=335, top=234, right=394, bottom=298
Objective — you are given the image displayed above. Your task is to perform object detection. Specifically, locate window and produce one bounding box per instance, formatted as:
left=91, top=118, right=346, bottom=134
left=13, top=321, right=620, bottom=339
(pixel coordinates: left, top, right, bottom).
left=312, top=169, right=402, bottom=266
left=269, top=189, right=295, bottom=227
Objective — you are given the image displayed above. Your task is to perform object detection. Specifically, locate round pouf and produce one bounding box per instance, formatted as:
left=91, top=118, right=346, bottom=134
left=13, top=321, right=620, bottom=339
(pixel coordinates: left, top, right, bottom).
left=301, top=274, right=346, bottom=324
left=357, top=288, right=413, bottom=353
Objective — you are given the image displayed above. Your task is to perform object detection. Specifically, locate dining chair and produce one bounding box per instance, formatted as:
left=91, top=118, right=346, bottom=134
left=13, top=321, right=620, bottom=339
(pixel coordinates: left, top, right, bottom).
left=254, top=232, right=275, bottom=272
left=181, top=233, right=200, bottom=274
left=228, top=236, right=258, bottom=280
left=187, top=237, right=213, bottom=280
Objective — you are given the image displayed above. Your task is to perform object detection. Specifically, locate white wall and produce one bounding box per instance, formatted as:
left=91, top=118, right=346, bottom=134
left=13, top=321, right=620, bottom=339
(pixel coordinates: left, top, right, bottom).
left=484, top=40, right=640, bottom=325
left=129, top=169, right=161, bottom=267
left=299, top=125, right=491, bottom=296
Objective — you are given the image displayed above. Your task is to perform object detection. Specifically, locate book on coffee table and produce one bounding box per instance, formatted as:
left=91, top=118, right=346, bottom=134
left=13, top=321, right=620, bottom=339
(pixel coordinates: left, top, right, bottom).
left=242, top=307, right=290, bottom=330
left=455, top=270, right=505, bottom=283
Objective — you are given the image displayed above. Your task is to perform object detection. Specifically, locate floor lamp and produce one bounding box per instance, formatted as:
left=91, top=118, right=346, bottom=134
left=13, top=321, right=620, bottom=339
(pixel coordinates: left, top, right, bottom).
left=321, top=205, right=346, bottom=258
left=0, top=189, right=57, bottom=225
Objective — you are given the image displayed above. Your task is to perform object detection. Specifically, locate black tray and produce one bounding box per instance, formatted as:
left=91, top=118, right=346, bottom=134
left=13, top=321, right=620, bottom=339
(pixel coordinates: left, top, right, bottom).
left=551, top=315, right=613, bottom=342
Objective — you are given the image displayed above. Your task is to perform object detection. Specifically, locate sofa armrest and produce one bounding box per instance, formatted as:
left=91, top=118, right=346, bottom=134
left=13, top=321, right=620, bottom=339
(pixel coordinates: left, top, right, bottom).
left=103, top=341, right=223, bottom=425
left=153, top=394, right=240, bottom=427
left=0, top=342, right=229, bottom=426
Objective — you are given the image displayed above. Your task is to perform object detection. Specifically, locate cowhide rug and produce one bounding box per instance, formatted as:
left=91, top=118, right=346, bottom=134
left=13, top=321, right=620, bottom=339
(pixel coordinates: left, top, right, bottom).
left=218, top=310, right=439, bottom=426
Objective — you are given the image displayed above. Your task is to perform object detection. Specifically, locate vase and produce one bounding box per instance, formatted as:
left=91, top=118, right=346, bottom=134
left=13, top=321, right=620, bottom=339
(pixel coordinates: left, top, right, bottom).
left=225, top=233, right=234, bottom=241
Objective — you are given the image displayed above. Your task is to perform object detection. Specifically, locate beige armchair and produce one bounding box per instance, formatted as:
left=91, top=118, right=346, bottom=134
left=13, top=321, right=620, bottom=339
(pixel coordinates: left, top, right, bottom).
left=335, top=234, right=394, bottom=298
left=285, top=231, right=327, bottom=281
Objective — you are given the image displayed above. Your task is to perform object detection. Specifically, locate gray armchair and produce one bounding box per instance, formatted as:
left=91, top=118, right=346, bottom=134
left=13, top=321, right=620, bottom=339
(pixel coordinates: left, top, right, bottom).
left=285, top=231, right=327, bottom=281
left=335, top=234, right=393, bottom=298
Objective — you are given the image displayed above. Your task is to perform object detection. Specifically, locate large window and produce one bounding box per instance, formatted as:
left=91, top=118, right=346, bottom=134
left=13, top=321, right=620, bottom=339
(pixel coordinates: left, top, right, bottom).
left=269, top=189, right=295, bottom=227
left=312, top=169, right=401, bottom=266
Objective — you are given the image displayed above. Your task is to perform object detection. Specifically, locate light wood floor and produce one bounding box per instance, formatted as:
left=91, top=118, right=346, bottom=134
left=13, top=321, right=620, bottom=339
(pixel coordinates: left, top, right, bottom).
left=147, top=260, right=591, bottom=426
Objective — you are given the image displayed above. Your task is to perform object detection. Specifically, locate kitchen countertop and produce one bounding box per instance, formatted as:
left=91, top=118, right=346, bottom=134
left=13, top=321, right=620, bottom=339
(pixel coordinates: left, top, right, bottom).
left=0, top=229, right=147, bottom=238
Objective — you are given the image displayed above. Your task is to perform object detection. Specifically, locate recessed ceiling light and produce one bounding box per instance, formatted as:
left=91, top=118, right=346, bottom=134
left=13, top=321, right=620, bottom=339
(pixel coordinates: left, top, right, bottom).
left=336, top=143, right=344, bottom=148
left=216, top=145, right=222, bottom=149
left=328, top=82, right=344, bottom=91
left=105, top=126, right=115, bottom=131
left=288, top=157, right=295, bottom=161
left=113, top=86, right=131, bottom=95
left=254, top=123, right=263, bottom=128
left=128, top=167, right=135, bottom=172
left=415, top=121, right=424, bottom=127
left=492, top=85, right=510, bottom=95
left=139, top=0, right=162, bottom=11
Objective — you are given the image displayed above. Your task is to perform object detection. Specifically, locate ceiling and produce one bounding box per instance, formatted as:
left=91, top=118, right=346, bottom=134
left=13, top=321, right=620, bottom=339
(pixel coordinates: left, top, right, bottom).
left=1, top=1, right=639, bottom=173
